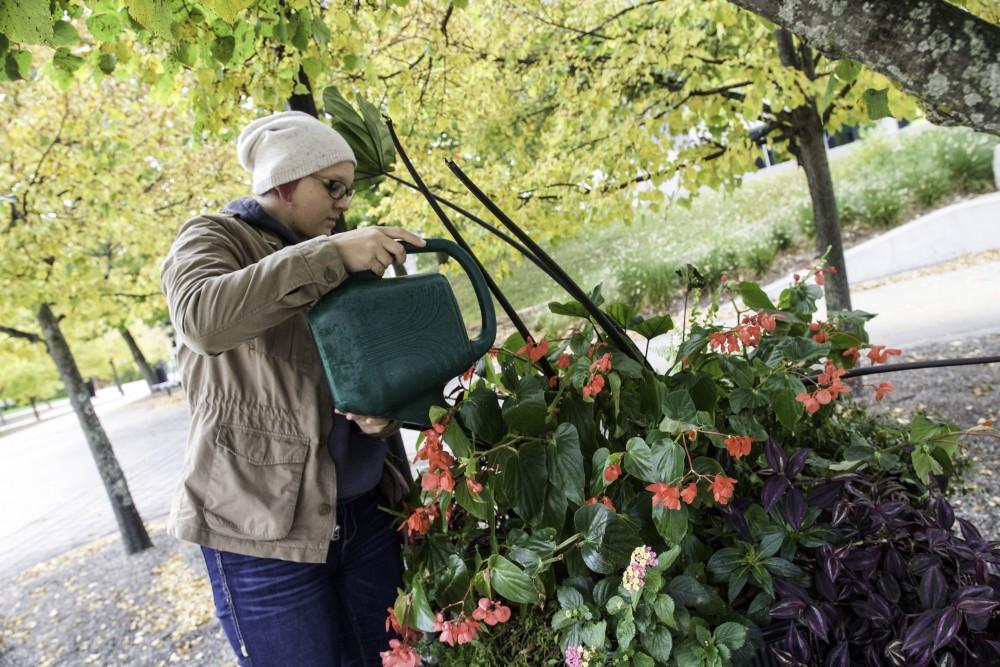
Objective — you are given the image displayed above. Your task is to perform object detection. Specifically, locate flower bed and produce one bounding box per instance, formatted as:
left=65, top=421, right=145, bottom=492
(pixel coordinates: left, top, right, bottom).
left=382, top=267, right=999, bottom=667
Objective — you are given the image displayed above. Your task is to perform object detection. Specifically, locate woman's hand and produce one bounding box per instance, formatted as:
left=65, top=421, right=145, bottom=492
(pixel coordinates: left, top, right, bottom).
left=340, top=411, right=394, bottom=436
left=330, top=227, right=425, bottom=276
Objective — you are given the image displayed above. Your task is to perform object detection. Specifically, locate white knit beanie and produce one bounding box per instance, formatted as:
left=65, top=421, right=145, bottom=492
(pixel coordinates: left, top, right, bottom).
left=236, top=111, right=357, bottom=195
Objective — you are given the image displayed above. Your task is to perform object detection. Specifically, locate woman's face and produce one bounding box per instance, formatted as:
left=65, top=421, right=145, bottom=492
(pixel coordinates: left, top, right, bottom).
left=287, top=161, right=355, bottom=239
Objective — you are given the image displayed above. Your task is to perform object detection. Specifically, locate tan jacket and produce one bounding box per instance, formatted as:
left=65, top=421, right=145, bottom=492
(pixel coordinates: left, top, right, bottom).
left=161, top=212, right=408, bottom=562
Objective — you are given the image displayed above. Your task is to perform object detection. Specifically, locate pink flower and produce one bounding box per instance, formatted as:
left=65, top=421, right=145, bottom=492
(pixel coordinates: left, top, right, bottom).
left=471, top=598, right=512, bottom=626
left=380, top=639, right=420, bottom=667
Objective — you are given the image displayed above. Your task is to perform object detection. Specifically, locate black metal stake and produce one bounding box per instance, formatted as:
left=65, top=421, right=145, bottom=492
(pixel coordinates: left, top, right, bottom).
left=445, top=159, right=651, bottom=369
left=385, top=119, right=557, bottom=379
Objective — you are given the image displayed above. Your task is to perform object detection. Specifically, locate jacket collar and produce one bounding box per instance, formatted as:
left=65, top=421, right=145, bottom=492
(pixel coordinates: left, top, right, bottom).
left=223, top=197, right=303, bottom=248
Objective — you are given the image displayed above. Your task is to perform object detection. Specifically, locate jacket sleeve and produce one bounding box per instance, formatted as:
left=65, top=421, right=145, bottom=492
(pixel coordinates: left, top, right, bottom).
left=161, top=217, right=349, bottom=356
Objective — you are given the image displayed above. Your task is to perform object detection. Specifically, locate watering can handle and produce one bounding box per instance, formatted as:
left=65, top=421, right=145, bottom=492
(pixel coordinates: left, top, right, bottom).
left=400, top=239, right=497, bottom=358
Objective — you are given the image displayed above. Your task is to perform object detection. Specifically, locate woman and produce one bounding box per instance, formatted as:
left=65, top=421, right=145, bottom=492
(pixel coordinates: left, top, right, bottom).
left=161, top=110, right=425, bottom=666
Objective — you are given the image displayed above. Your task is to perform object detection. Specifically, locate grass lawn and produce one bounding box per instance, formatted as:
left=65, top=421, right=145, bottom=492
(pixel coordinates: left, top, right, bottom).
left=441, top=123, right=997, bottom=335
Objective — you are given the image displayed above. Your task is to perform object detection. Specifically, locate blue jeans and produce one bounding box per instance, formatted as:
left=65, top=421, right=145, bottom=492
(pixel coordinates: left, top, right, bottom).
left=201, top=490, right=403, bottom=667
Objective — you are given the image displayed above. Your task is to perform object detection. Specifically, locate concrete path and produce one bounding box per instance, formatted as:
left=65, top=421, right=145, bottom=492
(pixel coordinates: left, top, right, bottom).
left=0, top=390, right=190, bottom=580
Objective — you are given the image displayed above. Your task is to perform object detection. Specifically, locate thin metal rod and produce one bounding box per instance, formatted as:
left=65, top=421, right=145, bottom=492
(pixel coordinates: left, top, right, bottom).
left=385, top=120, right=557, bottom=379
left=841, top=355, right=1000, bottom=380
left=445, top=159, right=651, bottom=369
left=382, top=172, right=561, bottom=283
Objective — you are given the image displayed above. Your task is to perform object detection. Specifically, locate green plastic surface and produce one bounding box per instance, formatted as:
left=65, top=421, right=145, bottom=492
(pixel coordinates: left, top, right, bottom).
left=308, top=238, right=497, bottom=427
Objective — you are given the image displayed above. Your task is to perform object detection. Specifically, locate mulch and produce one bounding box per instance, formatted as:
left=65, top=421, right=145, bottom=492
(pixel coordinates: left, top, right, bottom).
left=1, top=335, right=996, bottom=667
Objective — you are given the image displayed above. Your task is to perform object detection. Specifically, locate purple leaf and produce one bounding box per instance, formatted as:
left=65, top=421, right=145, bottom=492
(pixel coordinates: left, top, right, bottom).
left=919, top=566, right=946, bottom=609
left=955, top=597, right=1000, bottom=617
left=786, top=623, right=810, bottom=661
left=831, top=501, right=850, bottom=527
left=954, top=584, right=995, bottom=601
left=902, top=609, right=938, bottom=654
left=851, top=594, right=891, bottom=623
left=876, top=573, right=900, bottom=603
left=883, top=548, right=905, bottom=579
left=924, top=528, right=950, bottom=548
left=765, top=437, right=785, bottom=473
left=769, top=598, right=807, bottom=620
left=932, top=497, right=955, bottom=529
left=844, top=545, right=880, bottom=573
left=769, top=647, right=801, bottom=667
left=825, top=642, right=849, bottom=667
left=958, top=518, right=984, bottom=545
left=815, top=570, right=838, bottom=603
left=762, top=475, right=789, bottom=512
left=932, top=607, right=961, bottom=652
left=774, top=577, right=810, bottom=601
left=807, top=481, right=843, bottom=509
left=786, top=448, right=810, bottom=478
left=802, top=605, right=829, bottom=643
left=819, top=546, right=840, bottom=583
left=725, top=507, right=752, bottom=542
left=783, top=487, right=806, bottom=530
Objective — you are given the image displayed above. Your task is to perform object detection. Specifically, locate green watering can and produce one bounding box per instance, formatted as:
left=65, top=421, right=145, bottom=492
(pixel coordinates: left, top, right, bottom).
left=308, top=238, right=497, bottom=428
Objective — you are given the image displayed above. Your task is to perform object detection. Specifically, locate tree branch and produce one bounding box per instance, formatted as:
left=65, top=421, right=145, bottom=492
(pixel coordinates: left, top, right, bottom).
left=727, top=0, right=1000, bottom=134
left=0, top=325, right=45, bottom=346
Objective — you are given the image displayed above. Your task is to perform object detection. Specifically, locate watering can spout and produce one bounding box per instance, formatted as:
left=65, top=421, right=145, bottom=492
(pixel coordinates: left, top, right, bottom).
left=308, top=238, right=497, bottom=428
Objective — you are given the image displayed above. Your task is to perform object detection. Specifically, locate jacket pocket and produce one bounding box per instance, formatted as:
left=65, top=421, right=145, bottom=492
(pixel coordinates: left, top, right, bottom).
left=203, top=423, right=309, bottom=541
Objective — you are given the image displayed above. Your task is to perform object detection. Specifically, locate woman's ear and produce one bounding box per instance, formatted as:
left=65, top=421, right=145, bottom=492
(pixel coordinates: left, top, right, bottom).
left=274, top=180, right=299, bottom=206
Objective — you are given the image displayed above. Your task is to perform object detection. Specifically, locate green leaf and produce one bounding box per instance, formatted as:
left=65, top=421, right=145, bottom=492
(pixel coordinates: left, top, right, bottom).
left=607, top=595, right=627, bottom=615
left=714, top=622, right=747, bottom=650
left=97, top=53, right=116, bottom=74
left=656, top=545, right=682, bottom=572
left=489, top=555, right=538, bottom=604
left=653, top=594, right=676, bottom=627
left=454, top=475, right=492, bottom=520
left=763, top=374, right=807, bottom=431
left=864, top=87, right=891, bottom=120
left=507, top=528, right=556, bottom=576
left=540, top=483, right=570, bottom=532
left=211, top=35, right=235, bottom=64
left=617, top=616, right=636, bottom=648
left=574, top=504, right=642, bottom=574
left=312, top=15, right=331, bottom=46
left=52, top=47, right=84, bottom=73
left=652, top=504, right=689, bottom=545
left=548, top=299, right=589, bottom=319
left=666, top=575, right=711, bottom=608
left=444, top=420, right=472, bottom=459
left=437, top=554, right=471, bottom=606
left=728, top=413, right=768, bottom=441
left=125, top=0, right=172, bottom=37
left=50, top=20, right=80, bottom=47
left=738, top=281, right=775, bottom=310
left=458, top=385, right=505, bottom=443
left=633, top=314, right=673, bottom=339
left=717, top=355, right=754, bottom=389
left=651, top=440, right=686, bottom=481
left=498, top=440, right=547, bottom=523
left=201, top=0, right=255, bottom=23
left=557, top=585, right=585, bottom=609
left=581, top=620, right=607, bottom=648
left=642, top=627, right=673, bottom=663
left=606, top=302, right=639, bottom=328
left=912, top=448, right=941, bottom=484
left=0, top=0, right=52, bottom=44
left=551, top=609, right=575, bottom=630
left=502, top=376, right=548, bottom=436
left=707, top=547, right=743, bottom=579
left=409, top=578, right=437, bottom=632
left=548, top=423, right=585, bottom=504
left=631, top=652, right=655, bottom=667
left=834, top=59, right=862, bottom=83
left=623, top=437, right=656, bottom=483
left=661, top=389, right=697, bottom=421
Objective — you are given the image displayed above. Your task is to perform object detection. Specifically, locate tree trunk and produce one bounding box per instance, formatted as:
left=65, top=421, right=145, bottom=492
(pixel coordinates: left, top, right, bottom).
left=728, top=0, right=1000, bottom=134
left=109, top=359, right=124, bottom=395
left=38, top=304, right=152, bottom=554
left=30, top=397, right=39, bottom=421
left=777, top=30, right=852, bottom=312
left=120, top=327, right=157, bottom=390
